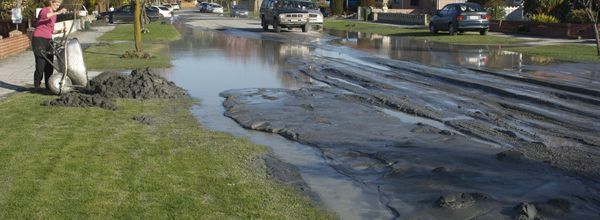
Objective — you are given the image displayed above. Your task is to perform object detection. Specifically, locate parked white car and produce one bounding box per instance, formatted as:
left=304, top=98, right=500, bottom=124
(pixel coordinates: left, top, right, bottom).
left=170, top=3, right=181, bottom=10
left=152, top=6, right=172, bottom=18
left=209, top=3, right=223, bottom=14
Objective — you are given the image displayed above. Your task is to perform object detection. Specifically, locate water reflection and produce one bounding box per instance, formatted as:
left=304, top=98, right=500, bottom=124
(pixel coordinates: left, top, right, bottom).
left=168, top=29, right=313, bottom=100
left=327, top=29, right=530, bottom=70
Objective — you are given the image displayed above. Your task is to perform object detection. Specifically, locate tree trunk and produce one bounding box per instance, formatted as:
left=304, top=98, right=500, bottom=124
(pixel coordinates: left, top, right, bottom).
left=594, top=23, right=600, bottom=56
left=134, top=0, right=142, bottom=52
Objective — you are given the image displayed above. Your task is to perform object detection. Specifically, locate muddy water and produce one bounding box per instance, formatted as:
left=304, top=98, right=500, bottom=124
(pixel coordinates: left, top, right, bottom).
left=165, top=29, right=395, bottom=218
left=164, top=24, right=600, bottom=219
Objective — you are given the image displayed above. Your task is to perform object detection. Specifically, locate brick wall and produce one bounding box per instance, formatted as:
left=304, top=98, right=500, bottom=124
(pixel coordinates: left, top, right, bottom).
left=0, top=31, right=30, bottom=59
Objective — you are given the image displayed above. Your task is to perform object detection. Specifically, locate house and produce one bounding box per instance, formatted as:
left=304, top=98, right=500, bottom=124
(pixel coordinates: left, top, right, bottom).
left=388, top=0, right=466, bottom=13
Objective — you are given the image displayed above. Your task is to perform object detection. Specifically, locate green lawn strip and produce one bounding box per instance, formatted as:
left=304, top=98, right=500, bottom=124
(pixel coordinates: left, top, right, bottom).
left=97, top=22, right=181, bottom=42
left=0, top=93, right=334, bottom=219
left=508, top=44, right=600, bottom=63
left=84, top=42, right=171, bottom=70
left=324, top=20, right=528, bottom=45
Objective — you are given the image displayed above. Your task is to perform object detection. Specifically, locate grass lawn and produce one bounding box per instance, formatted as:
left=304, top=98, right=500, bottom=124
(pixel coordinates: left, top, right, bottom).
left=85, top=22, right=180, bottom=70
left=324, top=20, right=529, bottom=45
left=84, top=42, right=171, bottom=70
left=0, top=93, right=333, bottom=219
left=508, top=44, right=600, bottom=63
left=97, top=22, right=181, bottom=42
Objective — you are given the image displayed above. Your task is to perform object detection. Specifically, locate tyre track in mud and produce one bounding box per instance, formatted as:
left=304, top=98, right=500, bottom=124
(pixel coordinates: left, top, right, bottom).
left=300, top=55, right=600, bottom=180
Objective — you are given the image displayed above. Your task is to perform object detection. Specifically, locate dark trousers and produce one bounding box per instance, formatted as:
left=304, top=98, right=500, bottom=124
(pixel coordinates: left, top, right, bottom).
left=31, top=37, right=53, bottom=89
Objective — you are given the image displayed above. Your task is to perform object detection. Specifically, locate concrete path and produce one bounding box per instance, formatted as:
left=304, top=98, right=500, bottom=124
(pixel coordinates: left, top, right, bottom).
left=0, top=24, right=115, bottom=99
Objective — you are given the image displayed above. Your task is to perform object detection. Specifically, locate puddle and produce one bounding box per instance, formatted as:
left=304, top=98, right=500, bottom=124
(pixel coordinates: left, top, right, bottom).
left=326, top=30, right=600, bottom=76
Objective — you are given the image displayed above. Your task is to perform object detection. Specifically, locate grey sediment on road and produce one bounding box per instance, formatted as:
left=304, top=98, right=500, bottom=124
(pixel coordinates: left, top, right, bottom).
left=219, top=58, right=600, bottom=218
left=261, top=154, right=322, bottom=203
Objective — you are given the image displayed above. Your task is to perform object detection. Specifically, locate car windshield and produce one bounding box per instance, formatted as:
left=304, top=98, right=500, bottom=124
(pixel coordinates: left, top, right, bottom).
left=299, top=1, right=318, bottom=9
left=458, top=4, right=485, bottom=12
left=158, top=6, right=169, bottom=10
left=276, top=0, right=311, bottom=9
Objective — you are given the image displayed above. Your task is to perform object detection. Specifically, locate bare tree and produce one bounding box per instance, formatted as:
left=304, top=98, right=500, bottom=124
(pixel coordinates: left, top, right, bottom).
left=580, top=0, right=600, bottom=56
left=134, top=0, right=142, bottom=52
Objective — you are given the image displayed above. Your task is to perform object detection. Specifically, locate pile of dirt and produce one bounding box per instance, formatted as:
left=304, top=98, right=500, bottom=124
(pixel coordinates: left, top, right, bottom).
left=89, top=69, right=188, bottom=99
left=44, top=93, right=116, bottom=110
left=435, top=192, right=489, bottom=209
left=45, top=69, right=189, bottom=110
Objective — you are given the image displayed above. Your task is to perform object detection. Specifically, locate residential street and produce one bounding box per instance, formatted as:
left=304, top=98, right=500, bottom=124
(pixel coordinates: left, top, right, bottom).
left=0, top=7, right=598, bottom=219
left=168, top=10, right=600, bottom=219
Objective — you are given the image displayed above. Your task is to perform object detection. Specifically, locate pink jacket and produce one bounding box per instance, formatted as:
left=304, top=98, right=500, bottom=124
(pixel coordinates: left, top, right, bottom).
left=33, top=7, right=56, bottom=39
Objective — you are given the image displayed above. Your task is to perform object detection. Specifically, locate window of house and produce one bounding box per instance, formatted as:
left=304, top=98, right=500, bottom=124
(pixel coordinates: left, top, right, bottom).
left=410, top=0, right=419, bottom=6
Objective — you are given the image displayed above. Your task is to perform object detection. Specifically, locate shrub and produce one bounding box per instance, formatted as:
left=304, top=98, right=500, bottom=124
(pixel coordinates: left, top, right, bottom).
left=531, top=13, right=559, bottom=23
left=488, top=6, right=506, bottom=20
left=566, top=9, right=590, bottom=24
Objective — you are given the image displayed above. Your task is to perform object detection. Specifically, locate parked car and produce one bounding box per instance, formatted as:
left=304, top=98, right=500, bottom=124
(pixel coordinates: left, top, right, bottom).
left=260, top=0, right=314, bottom=33
left=170, top=3, right=180, bottom=10
left=230, top=5, right=249, bottom=17
left=152, top=5, right=172, bottom=18
left=429, top=2, right=490, bottom=35
left=300, top=1, right=323, bottom=30
left=209, top=3, right=223, bottom=14
left=198, top=2, right=210, bottom=12
left=99, top=5, right=161, bottom=23
left=162, top=4, right=175, bottom=12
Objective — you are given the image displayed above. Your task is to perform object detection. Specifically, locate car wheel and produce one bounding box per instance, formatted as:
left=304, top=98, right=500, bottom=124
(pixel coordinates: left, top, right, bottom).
left=448, top=24, right=457, bottom=36
left=261, top=18, right=268, bottom=31
left=273, top=19, right=281, bottom=33
left=302, top=23, right=309, bottom=32
left=429, top=23, right=437, bottom=34
left=480, top=28, right=488, bottom=35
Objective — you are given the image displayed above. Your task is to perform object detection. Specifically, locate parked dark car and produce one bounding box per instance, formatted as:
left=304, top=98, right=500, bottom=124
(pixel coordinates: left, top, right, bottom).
left=198, top=2, right=210, bottom=12
left=99, top=5, right=161, bottom=23
left=230, top=5, right=249, bottom=17
left=429, top=3, right=490, bottom=35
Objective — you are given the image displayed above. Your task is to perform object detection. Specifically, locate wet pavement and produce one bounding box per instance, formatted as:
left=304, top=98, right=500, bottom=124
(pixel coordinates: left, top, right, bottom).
left=161, top=12, right=600, bottom=219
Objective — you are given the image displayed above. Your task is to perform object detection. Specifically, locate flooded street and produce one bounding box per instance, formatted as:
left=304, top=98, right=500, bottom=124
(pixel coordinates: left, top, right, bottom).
left=163, top=12, right=600, bottom=219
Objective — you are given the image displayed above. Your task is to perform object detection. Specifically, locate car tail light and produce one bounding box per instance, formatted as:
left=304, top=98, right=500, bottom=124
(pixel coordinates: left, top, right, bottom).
left=483, top=15, right=491, bottom=20
left=456, top=15, right=465, bottom=21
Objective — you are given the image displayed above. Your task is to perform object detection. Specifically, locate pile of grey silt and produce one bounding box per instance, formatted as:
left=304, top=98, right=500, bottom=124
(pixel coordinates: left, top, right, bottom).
left=45, top=68, right=189, bottom=110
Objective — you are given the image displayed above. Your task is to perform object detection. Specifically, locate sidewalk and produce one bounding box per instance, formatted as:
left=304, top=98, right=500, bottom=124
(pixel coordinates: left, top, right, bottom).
left=0, top=24, right=115, bottom=99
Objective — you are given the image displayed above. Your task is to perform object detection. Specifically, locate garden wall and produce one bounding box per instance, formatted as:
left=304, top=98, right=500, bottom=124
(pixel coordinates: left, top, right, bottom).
left=490, top=20, right=600, bottom=39
left=0, top=31, right=30, bottom=59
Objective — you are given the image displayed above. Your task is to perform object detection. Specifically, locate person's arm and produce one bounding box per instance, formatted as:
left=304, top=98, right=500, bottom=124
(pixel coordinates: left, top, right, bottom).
left=38, top=8, right=67, bottom=22
left=47, top=8, right=67, bottom=17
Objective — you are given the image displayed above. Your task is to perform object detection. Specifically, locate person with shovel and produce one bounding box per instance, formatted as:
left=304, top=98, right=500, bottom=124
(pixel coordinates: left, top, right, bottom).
left=32, top=0, right=67, bottom=90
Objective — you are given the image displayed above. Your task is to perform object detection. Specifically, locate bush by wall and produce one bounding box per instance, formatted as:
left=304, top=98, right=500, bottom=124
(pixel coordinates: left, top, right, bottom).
left=566, top=9, right=590, bottom=24
left=531, top=13, right=559, bottom=23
